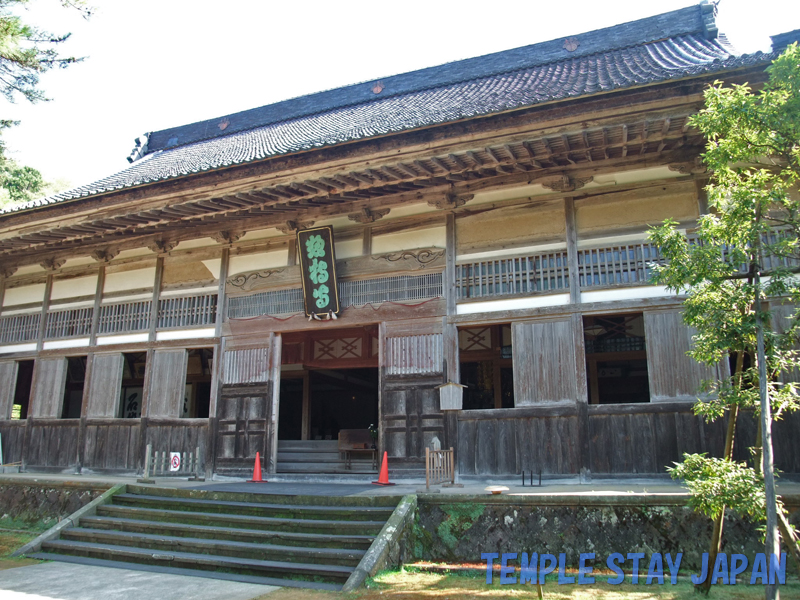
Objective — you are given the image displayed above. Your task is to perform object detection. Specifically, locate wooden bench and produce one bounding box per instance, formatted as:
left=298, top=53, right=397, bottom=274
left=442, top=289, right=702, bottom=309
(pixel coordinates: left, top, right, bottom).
left=338, top=429, right=378, bottom=470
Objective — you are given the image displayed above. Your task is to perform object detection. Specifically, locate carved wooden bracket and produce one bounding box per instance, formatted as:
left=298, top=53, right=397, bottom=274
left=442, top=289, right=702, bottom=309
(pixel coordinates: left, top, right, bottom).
left=668, top=158, right=707, bottom=175
left=428, top=192, right=474, bottom=210
left=370, top=248, right=445, bottom=269
left=91, top=248, right=119, bottom=263
left=277, top=220, right=315, bottom=234
left=540, top=174, right=593, bottom=192
left=147, top=239, right=178, bottom=254
left=0, top=267, right=17, bottom=278
left=348, top=207, right=390, bottom=223
left=40, top=258, right=66, bottom=271
left=212, top=230, right=244, bottom=244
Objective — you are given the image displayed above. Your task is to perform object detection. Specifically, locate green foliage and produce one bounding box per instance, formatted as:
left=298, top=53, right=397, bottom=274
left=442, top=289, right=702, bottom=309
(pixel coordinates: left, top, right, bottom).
left=0, top=0, right=89, bottom=103
left=435, top=503, right=485, bottom=551
left=669, top=453, right=766, bottom=520
left=653, top=45, right=800, bottom=528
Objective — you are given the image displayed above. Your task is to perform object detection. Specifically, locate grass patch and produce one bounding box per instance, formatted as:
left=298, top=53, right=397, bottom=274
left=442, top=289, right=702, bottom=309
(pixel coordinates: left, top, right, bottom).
left=257, top=567, right=799, bottom=599
left=0, top=517, right=49, bottom=570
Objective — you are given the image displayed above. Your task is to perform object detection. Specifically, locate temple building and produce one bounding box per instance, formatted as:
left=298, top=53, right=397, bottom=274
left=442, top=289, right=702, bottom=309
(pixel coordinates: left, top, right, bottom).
left=0, top=3, right=797, bottom=478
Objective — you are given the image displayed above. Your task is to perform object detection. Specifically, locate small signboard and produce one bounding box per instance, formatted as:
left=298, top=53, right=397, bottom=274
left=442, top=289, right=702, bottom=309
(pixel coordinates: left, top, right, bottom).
left=297, top=226, right=341, bottom=318
left=169, top=452, right=181, bottom=472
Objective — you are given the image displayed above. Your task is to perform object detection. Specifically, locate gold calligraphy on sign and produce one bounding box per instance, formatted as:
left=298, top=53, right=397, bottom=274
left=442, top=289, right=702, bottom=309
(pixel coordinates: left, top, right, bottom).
left=297, top=226, right=341, bottom=318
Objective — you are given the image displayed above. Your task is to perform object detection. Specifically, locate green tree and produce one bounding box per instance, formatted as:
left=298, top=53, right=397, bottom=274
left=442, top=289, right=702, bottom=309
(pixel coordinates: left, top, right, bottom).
left=0, top=1, right=88, bottom=206
left=649, top=43, right=800, bottom=599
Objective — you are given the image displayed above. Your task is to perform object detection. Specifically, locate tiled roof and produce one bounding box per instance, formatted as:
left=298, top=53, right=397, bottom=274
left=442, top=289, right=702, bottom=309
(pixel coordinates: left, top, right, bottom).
left=2, top=4, right=772, bottom=215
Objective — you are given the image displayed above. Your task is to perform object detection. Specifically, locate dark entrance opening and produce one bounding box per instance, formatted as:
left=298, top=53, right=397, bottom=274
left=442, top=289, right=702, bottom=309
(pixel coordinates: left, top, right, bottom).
left=11, top=360, right=33, bottom=420
left=278, top=374, right=304, bottom=441
left=62, top=356, right=86, bottom=418
left=584, top=313, right=650, bottom=404
left=309, top=368, right=378, bottom=440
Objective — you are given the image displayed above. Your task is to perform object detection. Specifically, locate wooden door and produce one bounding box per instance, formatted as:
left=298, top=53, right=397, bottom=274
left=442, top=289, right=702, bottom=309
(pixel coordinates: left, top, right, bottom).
left=215, top=385, right=270, bottom=468
left=512, top=319, right=579, bottom=405
left=0, top=361, right=18, bottom=420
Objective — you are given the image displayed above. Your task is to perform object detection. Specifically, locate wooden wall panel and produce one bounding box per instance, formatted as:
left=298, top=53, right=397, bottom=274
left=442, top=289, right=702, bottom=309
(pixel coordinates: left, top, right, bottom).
left=0, top=421, right=25, bottom=464
left=86, top=354, right=124, bottom=418
left=0, top=361, right=18, bottom=420
left=146, top=419, right=208, bottom=465
left=644, top=309, right=725, bottom=402
left=30, top=358, right=68, bottom=418
left=381, top=376, right=443, bottom=462
left=223, top=345, right=271, bottom=385
left=146, top=349, right=187, bottom=417
left=512, top=319, right=578, bottom=405
left=25, top=420, right=79, bottom=469
left=82, top=420, right=141, bottom=471
left=385, top=334, right=443, bottom=377
left=457, top=407, right=580, bottom=475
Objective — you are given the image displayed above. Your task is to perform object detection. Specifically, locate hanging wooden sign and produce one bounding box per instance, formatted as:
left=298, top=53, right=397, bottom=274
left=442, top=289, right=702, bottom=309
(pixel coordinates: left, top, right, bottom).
left=297, top=226, right=341, bottom=318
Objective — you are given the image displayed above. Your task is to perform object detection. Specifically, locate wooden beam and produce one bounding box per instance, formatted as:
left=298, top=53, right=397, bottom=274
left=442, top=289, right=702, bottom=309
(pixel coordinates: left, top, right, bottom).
left=36, top=274, right=53, bottom=352
left=564, top=197, right=580, bottom=304
left=445, top=212, right=457, bottom=316
left=148, top=257, right=164, bottom=343
left=89, top=266, right=105, bottom=347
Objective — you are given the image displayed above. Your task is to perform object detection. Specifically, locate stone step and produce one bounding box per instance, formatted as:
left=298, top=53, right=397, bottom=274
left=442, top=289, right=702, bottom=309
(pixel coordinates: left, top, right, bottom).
left=96, top=505, right=385, bottom=536
left=277, top=440, right=339, bottom=450
left=24, top=553, right=344, bottom=591
left=60, top=528, right=365, bottom=567
left=276, top=463, right=378, bottom=474
left=37, top=539, right=354, bottom=584
left=79, top=515, right=375, bottom=550
left=112, top=493, right=393, bottom=521
left=276, top=452, right=342, bottom=462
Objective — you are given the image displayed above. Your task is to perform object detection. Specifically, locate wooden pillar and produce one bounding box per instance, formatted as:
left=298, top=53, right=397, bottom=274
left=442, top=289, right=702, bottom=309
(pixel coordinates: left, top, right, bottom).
left=0, top=274, right=6, bottom=318
left=89, top=266, right=105, bottom=347
left=301, top=370, right=310, bottom=441
left=572, top=312, right=591, bottom=481
left=445, top=212, right=457, bottom=316
left=564, top=197, right=580, bottom=305
left=36, top=274, right=53, bottom=352
left=362, top=226, right=373, bottom=256
left=267, top=333, right=281, bottom=474
left=442, top=317, right=460, bottom=467
left=214, top=248, right=229, bottom=339
left=148, top=257, right=164, bottom=343
left=695, top=177, right=709, bottom=215
left=287, top=237, right=297, bottom=266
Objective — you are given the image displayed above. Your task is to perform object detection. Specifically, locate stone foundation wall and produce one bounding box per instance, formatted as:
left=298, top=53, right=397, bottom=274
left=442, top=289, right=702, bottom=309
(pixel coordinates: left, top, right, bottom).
left=0, top=480, right=110, bottom=524
left=415, top=496, right=800, bottom=570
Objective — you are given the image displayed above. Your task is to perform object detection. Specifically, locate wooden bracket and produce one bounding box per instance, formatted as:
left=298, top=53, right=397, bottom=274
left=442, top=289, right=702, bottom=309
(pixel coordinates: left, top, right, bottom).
left=428, top=191, right=474, bottom=210
left=277, top=220, right=315, bottom=234
left=212, top=230, right=244, bottom=244
left=540, top=174, right=593, bottom=192
left=348, top=207, right=390, bottom=223
left=147, top=239, right=178, bottom=254
left=90, top=248, right=119, bottom=263
left=40, top=258, right=65, bottom=271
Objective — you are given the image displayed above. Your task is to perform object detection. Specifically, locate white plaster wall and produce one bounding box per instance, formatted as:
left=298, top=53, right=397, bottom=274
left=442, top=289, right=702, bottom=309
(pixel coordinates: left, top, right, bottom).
left=334, top=238, right=362, bottom=259
left=239, top=228, right=284, bottom=242
left=174, top=238, right=217, bottom=250
left=115, top=248, right=154, bottom=260
left=202, top=258, right=221, bottom=280
left=51, top=275, right=99, bottom=300
left=3, top=283, right=45, bottom=307
left=104, top=267, right=156, bottom=293
left=228, top=249, right=288, bottom=275
left=372, top=227, right=446, bottom=254
left=12, top=265, right=45, bottom=276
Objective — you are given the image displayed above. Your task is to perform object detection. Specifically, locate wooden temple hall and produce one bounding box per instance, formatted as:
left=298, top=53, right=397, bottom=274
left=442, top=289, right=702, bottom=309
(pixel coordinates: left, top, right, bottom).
left=1, top=4, right=798, bottom=479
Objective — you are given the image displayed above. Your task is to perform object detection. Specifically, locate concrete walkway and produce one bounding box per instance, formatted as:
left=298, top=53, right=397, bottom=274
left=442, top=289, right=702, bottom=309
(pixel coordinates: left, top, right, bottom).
left=0, top=562, right=275, bottom=600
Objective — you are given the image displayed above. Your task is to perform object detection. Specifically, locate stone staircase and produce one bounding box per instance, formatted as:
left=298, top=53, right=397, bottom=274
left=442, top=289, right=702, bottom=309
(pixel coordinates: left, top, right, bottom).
left=277, top=440, right=377, bottom=474
left=29, top=484, right=399, bottom=591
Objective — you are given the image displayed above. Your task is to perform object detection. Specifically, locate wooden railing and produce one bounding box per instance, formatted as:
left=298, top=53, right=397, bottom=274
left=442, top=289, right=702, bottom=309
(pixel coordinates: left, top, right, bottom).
left=456, top=251, right=569, bottom=299
left=97, top=300, right=152, bottom=334
left=157, top=293, right=217, bottom=329
left=0, top=313, right=40, bottom=344
left=44, top=307, right=94, bottom=339
left=425, top=446, right=455, bottom=490
left=578, top=242, right=664, bottom=289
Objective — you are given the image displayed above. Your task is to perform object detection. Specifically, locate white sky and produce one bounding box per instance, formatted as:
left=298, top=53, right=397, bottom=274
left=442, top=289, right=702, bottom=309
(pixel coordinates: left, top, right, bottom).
left=2, top=0, right=799, bottom=190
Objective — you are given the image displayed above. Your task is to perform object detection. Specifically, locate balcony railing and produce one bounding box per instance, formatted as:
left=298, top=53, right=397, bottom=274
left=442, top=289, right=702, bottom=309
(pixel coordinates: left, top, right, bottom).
left=97, top=300, right=152, bottom=335
left=44, top=307, right=93, bottom=339
left=0, top=313, right=41, bottom=344
left=456, top=251, right=569, bottom=300
left=578, top=242, right=664, bottom=289
left=157, top=293, right=217, bottom=329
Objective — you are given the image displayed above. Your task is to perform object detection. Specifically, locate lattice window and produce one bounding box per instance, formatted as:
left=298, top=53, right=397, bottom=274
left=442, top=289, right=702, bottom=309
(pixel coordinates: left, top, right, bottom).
left=97, top=300, right=152, bottom=334
left=157, top=293, right=217, bottom=329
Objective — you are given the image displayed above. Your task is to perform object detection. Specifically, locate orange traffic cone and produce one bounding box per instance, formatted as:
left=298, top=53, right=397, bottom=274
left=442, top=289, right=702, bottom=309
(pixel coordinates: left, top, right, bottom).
left=372, top=451, right=395, bottom=486
left=248, top=451, right=267, bottom=482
